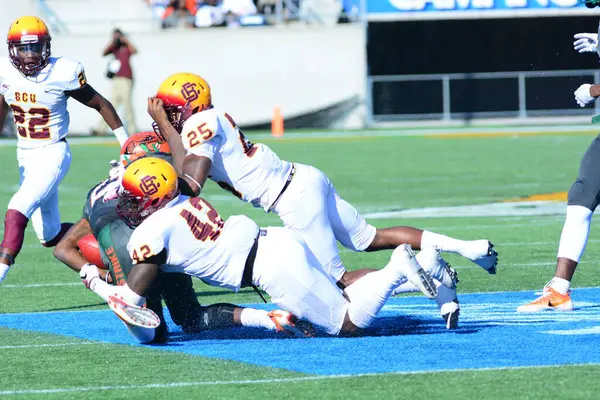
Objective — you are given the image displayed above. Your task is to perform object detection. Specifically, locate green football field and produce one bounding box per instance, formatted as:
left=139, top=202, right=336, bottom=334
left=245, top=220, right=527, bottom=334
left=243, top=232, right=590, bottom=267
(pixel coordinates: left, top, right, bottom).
left=2, top=128, right=600, bottom=399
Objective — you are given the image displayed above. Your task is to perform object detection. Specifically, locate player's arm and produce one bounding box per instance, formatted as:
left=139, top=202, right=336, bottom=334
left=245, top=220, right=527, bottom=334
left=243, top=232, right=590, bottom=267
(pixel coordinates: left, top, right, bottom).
left=53, top=219, right=110, bottom=281
left=64, top=64, right=128, bottom=145
left=127, top=228, right=167, bottom=297
left=0, top=95, right=8, bottom=133
left=147, top=97, right=187, bottom=174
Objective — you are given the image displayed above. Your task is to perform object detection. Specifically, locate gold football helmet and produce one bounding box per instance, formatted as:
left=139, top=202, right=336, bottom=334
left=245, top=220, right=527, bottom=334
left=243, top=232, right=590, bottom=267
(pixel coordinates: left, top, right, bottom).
left=156, top=72, right=212, bottom=132
left=117, top=157, right=178, bottom=227
left=7, top=16, right=52, bottom=76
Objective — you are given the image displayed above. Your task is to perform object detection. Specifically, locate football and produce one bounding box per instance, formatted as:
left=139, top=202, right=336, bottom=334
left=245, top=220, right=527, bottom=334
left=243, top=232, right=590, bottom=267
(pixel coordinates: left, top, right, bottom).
left=77, top=234, right=107, bottom=270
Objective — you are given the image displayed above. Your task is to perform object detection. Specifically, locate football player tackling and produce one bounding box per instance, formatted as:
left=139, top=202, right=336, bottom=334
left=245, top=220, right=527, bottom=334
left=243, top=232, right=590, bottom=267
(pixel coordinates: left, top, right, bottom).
left=54, top=133, right=309, bottom=341
left=0, top=16, right=129, bottom=285
left=101, top=156, right=438, bottom=336
left=145, top=73, right=497, bottom=326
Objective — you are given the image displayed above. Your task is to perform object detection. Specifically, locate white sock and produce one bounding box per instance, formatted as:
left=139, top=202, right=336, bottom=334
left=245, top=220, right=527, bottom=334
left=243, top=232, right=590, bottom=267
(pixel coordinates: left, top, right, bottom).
left=546, top=277, right=571, bottom=295
left=343, top=262, right=403, bottom=328
left=421, top=230, right=464, bottom=254
left=88, top=278, right=114, bottom=302
left=557, top=205, right=592, bottom=262
left=0, top=263, right=10, bottom=284
left=120, top=284, right=146, bottom=306
left=239, top=308, right=276, bottom=331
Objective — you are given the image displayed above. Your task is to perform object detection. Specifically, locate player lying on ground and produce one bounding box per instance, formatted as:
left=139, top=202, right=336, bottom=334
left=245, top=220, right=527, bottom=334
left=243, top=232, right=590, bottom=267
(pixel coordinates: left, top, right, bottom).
left=128, top=129, right=461, bottom=328
left=148, top=73, right=495, bottom=288
left=518, top=28, right=600, bottom=312
left=0, top=16, right=129, bottom=285
left=54, top=135, right=301, bottom=342
left=100, top=156, right=445, bottom=336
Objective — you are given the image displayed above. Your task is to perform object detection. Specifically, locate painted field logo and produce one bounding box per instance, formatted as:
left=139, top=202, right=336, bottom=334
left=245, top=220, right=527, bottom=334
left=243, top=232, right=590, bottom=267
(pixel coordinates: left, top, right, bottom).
left=181, top=82, right=199, bottom=103
left=139, top=175, right=160, bottom=196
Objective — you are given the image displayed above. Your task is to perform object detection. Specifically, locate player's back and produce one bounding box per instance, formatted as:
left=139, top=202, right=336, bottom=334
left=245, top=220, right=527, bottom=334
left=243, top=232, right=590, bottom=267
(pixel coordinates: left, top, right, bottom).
left=82, top=177, right=121, bottom=237
left=128, top=195, right=259, bottom=291
left=181, top=108, right=292, bottom=211
left=0, top=56, right=85, bottom=149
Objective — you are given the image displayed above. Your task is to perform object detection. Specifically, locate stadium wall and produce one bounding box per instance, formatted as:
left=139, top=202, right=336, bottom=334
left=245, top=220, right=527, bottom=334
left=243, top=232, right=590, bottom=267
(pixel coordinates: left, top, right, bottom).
left=0, top=24, right=367, bottom=134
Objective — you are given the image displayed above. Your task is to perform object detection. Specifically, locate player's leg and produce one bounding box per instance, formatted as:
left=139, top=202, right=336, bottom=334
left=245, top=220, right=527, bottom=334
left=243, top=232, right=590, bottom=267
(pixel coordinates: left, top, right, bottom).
left=272, top=164, right=347, bottom=282
left=0, top=144, right=71, bottom=283
left=326, top=184, right=497, bottom=276
left=517, top=136, right=600, bottom=312
left=254, top=228, right=434, bottom=335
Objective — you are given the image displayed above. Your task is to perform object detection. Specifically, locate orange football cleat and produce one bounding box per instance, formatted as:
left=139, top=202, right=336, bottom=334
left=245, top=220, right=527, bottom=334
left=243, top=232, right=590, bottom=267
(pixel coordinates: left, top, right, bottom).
left=268, top=310, right=312, bottom=338
left=516, top=287, right=574, bottom=312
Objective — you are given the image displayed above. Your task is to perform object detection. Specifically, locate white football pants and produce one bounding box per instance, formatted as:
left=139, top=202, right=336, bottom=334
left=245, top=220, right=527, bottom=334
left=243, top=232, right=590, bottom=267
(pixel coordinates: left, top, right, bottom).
left=7, top=141, right=71, bottom=242
left=272, top=164, right=376, bottom=281
left=252, top=227, right=349, bottom=335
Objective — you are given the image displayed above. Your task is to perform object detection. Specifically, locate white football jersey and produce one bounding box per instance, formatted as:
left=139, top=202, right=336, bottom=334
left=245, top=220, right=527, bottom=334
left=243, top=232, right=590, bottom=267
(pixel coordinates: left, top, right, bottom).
left=0, top=56, right=87, bottom=149
left=127, top=195, right=259, bottom=292
left=180, top=108, right=293, bottom=211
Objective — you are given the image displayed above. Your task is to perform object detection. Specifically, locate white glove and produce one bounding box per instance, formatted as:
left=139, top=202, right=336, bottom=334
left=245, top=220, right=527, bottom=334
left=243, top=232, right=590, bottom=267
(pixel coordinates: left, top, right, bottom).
left=0, top=263, right=10, bottom=285
left=575, top=84, right=597, bottom=107
left=573, top=33, right=598, bottom=53
left=80, top=263, right=100, bottom=289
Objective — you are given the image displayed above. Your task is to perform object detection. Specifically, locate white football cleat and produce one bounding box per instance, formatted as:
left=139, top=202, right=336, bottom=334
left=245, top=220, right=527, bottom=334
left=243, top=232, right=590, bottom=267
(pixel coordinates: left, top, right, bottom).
left=390, top=244, right=437, bottom=299
left=108, top=294, right=161, bottom=329
left=462, top=240, right=498, bottom=274
left=435, top=283, right=460, bottom=329
left=416, top=247, right=458, bottom=289
left=268, top=310, right=310, bottom=338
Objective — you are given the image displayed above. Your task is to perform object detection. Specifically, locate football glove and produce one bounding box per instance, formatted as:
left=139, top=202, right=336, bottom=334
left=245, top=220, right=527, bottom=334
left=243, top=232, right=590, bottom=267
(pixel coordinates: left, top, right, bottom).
left=573, top=33, right=598, bottom=53
left=574, top=84, right=597, bottom=107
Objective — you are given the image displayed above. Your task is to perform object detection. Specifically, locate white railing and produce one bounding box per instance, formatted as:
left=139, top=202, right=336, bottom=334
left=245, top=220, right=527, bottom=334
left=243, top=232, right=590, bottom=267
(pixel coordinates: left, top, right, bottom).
left=367, top=69, right=600, bottom=126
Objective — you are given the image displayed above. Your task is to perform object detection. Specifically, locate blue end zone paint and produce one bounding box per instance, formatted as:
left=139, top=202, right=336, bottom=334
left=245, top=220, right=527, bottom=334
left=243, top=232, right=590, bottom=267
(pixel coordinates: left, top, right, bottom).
left=2, top=288, right=600, bottom=376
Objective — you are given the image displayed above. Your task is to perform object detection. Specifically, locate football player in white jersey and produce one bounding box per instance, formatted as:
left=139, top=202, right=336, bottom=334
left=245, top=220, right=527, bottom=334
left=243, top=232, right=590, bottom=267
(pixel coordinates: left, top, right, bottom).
left=98, top=156, right=438, bottom=336
left=0, top=16, right=129, bottom=285
left=146, top=73, right=496, bottom=291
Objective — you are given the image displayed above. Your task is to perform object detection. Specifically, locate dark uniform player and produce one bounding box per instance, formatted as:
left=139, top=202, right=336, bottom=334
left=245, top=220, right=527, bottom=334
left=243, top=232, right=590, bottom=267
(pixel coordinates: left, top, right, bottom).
left=518, top=23, right=600, bottom=312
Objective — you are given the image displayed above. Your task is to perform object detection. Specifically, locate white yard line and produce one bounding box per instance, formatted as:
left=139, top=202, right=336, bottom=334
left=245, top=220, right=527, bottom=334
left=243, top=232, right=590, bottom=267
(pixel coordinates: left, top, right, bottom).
left=0, top=282, right=80, bottom=289
left=1, top=363, right=598, bottom=396
left=0, top=342, right=95, bottom=350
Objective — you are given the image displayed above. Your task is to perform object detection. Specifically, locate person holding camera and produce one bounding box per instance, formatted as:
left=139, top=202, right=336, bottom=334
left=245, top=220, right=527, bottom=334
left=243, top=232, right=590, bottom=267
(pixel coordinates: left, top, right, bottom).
left=92, top=29, right=138, bottom=136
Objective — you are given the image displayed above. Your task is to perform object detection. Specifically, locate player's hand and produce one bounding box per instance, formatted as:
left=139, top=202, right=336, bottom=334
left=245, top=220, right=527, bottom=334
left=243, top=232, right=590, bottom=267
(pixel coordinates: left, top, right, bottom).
left=574, top=84, right=597, bottom=107
left=80, top=263, right=100, bottom=289
left=574, top=33, right=598, bottom=53
left=147, top=97, right=168, bottom=124
left=0, top=264, right=10, bottom=285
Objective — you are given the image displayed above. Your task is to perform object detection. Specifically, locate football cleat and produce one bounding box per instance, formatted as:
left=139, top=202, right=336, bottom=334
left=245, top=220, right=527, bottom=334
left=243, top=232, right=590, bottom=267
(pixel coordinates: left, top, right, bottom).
left=464, top=240, right=498, bottom=274
left=390, top=244, right=437, bottom=299
left=440, top=301, right=460, bottom=330
left=268, top=310, right=311, bottom=338
left=416, top=247, right=459, bottom=289
left=108, top=294, right=161, bottom=328
left=436, top=284, right=460, bottom=329
left=516, top=288, right=574, bottom=312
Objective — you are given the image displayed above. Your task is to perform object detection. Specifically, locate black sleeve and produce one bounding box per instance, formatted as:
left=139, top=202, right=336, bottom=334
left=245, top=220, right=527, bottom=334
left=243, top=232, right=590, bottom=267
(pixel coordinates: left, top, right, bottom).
left=178, top=177, right=197, bottom=197
left=65, top=84, right=96, bottom=103
left=144, top=249, right=168, bottom=266
left=82, top=187, right=96, bottom=221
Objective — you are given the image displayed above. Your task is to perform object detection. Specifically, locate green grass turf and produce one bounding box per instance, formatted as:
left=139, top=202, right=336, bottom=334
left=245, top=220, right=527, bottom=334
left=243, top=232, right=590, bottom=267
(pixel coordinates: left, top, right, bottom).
left=1, top=130, right=600, bottom=398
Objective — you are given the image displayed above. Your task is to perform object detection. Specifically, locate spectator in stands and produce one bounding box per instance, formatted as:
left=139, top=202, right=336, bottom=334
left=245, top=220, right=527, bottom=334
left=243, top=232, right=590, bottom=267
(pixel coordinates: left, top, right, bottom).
left=161, top=0, right=198, bottom=28
left=221, top=0, right=264, bottom=26
left=92, top=29, right=138, bottom=136
left=194, top=0, right=225, bottom=27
